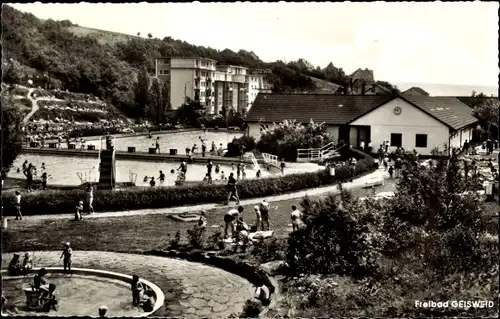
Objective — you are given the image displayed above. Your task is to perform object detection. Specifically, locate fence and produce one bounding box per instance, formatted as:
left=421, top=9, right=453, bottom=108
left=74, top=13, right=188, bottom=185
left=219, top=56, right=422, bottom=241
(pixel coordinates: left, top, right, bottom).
left=262, top=153, right=279, bottom=167
left=296, top=142, right=341, bottom=162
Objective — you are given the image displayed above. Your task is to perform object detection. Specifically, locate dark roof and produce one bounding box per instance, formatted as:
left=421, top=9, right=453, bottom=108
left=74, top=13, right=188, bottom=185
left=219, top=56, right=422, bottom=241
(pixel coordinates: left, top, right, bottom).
left=402, top=87, right=429, bottom=96
left=400, top=96, right=478, bottom=130
left=454, top=96, right=497, bottom=108
left=246, top=94, right=393, bottom=125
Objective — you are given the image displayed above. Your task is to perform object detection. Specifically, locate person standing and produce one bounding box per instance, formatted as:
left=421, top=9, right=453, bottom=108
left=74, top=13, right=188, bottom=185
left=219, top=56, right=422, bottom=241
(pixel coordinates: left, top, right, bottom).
left=202, top=143, right=207, bottom=158
left=360, top=139, right=365, bottom=152
left=259, top=200, right=271, bottom=231
left=463, top=139, right=469, bottom=155
left=206, top=161, right=213, bottom=184
left=290, top=205, right=303, bottom=232
left=236, top=163, right=242, bottom=180
left=14, top=190, right=22, bottom=220
left=253, top=205, right=262, bottom=231
left=41, top=172, right=48, bottom=190
left=130, top=274, right=144, bottom=306
left=211, top=141, right=216, bottom=155
left=155, top=137, right=160, bottom=154
left=280, top=159, right=286, bottom=176
left=75, top=201, right=84, bottom=220
left=23, top=164, right=33, bottom=192
left=60, top=242, right=72, bottom=274
left=225, top=172, right=239, bottom=205
left=85, top=184, right=94, bottom=214
left=486, top=138, right=493, bottom=155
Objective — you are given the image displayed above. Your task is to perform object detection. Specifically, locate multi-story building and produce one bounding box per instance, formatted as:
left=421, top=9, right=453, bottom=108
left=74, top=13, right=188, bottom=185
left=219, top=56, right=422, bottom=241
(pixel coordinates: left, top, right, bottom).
left=154, top=57, right=270, bottom=114
left=155, top=57, right=217, bottom=112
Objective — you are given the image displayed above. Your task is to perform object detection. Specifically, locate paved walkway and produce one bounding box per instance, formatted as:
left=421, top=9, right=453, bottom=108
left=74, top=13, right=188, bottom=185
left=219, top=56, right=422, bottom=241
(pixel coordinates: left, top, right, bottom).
left=21, top=167, right=389, bottom=221
left=2, top=251, right=255, bottom=318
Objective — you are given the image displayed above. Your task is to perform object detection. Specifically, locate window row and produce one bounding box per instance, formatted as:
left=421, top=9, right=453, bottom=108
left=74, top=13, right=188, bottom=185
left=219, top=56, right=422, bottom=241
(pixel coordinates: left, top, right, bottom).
left=390, top=133, right=428, bottom=148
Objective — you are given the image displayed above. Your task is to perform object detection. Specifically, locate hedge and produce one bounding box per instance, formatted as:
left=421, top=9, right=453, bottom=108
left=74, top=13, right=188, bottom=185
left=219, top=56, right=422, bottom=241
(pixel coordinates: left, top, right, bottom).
left=2, top=157, right=375, bottom=217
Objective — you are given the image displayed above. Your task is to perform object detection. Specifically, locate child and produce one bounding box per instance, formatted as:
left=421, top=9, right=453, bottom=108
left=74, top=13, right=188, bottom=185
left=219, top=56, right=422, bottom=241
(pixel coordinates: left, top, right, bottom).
left=203, top=173, right=210, bottom=183
left=256, top=170, right=261, bottom=178
left=198, top=211, right=207, bottom=228
left=143, top=176, right=149, bottom=182
left=388, top=166, right=394, bottom=179
left=41, top=172, right=48, bottom=190
left=215, top=164, right=220, bottom=174
left=75, top=201, right=84, bottom=220
left=231, top=163, right=235, bottom=171
left=142, top=290, right=155, bottom=312
left=98, top=306, right=108, bottom=317
left=22, top=252, right=33, bottom=275
left=131, top=274, right=144, bottom=306
left=280, top=159, right=286, bottom=175
left=60, top=242, right=72, bottom=274
left=236, top=163, right=241, bottom=180
left=159, top=171, right=165, bottom=184
left=14, top=190, right=22, bottom=220
left=290, top=205, right=303, bottom=232
left=220, top=171, right=225, bottom=180
left=150, top=177, right=156, bottom=187
left=383, top=157, right=388, bottom=171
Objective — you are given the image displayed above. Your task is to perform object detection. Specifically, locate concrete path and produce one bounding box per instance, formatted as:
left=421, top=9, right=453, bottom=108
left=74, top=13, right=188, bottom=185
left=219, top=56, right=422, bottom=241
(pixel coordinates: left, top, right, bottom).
left=22, top=88, right=36, bottom=124
left=20, top=167, right=389, bottom=221
left=2, top=251, right=254, bottom=318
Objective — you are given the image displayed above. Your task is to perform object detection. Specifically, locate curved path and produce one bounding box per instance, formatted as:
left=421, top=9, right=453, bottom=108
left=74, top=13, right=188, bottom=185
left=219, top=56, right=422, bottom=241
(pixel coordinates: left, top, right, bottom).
left=22, top=88, right=36, bottom=124
left=21, top=167, right=389, bottom=221
left=2, top=251, right=255, bottom=318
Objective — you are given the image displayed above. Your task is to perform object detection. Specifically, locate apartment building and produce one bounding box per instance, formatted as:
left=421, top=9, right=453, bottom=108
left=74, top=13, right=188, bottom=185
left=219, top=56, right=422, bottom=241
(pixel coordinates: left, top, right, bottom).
left=155, top=57, right=217, bottom=112
left=154, top=57, right=271, bottom=114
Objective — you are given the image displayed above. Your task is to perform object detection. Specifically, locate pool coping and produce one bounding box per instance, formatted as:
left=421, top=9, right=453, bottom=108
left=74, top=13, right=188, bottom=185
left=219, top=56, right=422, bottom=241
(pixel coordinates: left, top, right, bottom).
left=20, top=147, right=254, bottom=165
left=1, top=267, right=165, bottom=317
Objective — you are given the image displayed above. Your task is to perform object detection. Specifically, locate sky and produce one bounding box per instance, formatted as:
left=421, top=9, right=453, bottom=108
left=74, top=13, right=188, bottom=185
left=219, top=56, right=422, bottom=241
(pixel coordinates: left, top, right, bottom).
left=7, top=2, right=499, bottom=88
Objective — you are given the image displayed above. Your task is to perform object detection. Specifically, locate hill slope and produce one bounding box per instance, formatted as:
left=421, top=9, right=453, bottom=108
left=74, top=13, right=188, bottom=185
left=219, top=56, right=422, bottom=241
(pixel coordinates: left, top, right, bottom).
left=2, top=5, right=375, bottom=118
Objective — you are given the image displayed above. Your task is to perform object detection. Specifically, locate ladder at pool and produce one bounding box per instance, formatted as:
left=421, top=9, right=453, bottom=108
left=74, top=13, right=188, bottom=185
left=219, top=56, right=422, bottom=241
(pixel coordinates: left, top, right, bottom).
left=247, top=153, right=260, bottom=170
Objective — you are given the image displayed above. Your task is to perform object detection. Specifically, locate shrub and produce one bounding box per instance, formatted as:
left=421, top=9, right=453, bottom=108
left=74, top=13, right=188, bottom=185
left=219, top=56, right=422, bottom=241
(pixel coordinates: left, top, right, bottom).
left=1, top=157, right=375, bottom=216
left=286, top=192, right=383, bottom=278
left=225, top=135, right=256, bottom=157
left=251, top=237, right=287, bottom=263
left=186, top=225, right=206, bottom=249
left=169, top=230, right=181, bottom=249
left=208, top=231, right=224, bottom=250
left=257, top=119, right=333, bottom=162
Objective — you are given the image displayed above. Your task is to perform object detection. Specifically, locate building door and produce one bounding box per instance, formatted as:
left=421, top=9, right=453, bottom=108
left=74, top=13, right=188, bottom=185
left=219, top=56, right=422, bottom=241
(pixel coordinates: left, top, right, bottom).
left=339, top=125, right=350, bottom=144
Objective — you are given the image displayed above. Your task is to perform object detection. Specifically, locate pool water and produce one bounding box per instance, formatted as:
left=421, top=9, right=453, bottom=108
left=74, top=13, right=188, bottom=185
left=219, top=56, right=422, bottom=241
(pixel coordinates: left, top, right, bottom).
left=2, top=274, right=143, bottom=316
left=8, top=154, right=274, bottom=186
left=65, top=131, right=244, bottom=153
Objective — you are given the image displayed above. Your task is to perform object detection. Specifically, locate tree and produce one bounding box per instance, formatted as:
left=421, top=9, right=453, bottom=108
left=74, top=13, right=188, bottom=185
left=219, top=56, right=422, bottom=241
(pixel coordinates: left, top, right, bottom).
left=135, top=66, right=150, bottom=117
left=147, top=78, right=163, bottom=123
left=148, top=33, right=152, bottom=39
left=137, top=32, right=141, bottom=36
left=1, top=97, right=24, bottom=178
left=473, top=98, right=499, bottom=140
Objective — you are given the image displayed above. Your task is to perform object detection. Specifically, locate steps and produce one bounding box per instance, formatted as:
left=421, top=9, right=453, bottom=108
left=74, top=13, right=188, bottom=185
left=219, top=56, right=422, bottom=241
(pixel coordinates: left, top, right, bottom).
left=98, top=149, right=116, bottom=190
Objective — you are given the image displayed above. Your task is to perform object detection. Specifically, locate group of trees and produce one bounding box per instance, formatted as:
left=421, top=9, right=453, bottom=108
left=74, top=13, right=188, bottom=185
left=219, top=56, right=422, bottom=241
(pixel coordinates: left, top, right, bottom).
left=1, top=95, right=24, bottom=177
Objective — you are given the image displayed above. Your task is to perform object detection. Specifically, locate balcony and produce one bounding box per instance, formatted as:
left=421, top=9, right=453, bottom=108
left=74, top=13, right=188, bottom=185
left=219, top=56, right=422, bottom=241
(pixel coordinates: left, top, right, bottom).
left=232, top=75, right=246, bottom=83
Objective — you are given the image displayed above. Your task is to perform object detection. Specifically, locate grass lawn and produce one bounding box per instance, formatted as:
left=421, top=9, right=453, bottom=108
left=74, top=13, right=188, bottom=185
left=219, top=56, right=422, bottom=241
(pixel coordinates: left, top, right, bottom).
left=3, top=178, right=497, bottom=253
left=2, top=181, right=397, bottom=253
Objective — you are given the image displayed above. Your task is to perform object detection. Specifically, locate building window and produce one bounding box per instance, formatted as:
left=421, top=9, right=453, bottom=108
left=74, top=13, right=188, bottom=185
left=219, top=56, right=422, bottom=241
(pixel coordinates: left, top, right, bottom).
left=195, top=71, right=200, bottom=76
left=390, top=133, right=402, bottom=147
left=415, top=134, right=428, bottom=148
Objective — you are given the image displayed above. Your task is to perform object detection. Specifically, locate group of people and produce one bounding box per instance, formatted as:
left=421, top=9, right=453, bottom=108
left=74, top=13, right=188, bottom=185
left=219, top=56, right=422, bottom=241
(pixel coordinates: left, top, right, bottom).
left=75, top=184, right=94, bottom=220
left=220, top=201, right=305, bottom=243
left=18, top=161, right=50, bottom=192
left=8, top=253, right=33, bottom=276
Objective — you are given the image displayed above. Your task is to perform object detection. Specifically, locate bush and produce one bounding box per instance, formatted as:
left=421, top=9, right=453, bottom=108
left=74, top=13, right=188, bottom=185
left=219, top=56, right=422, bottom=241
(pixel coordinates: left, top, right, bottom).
left=286, top=193, right=383, bottom=278
left=169, top=230, right=181, bottom=249
left=225, top=135, right=256, bottom=157
left=186, top=225, right=206, bottom=249
left=1, top=157, right=375, bottom=216
left=251, top=237, right=287, bottom=263
left=257, top=119, right=333, bottom=162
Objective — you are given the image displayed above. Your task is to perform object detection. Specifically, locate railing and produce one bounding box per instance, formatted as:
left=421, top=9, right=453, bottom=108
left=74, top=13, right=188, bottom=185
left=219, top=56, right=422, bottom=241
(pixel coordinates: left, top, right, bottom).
left=262, top=153, right=279, bottom=167
left=296, top=142, right=344, bottom=162
left=245, top=153, right=260, bottom=170
left=76, top=170, right=96, bottom=185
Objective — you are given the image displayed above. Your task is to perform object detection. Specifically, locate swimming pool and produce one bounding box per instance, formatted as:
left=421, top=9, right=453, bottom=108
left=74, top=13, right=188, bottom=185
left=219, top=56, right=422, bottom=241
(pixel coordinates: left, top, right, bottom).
left=65, top=131, right=245, bottom=153
left=8, top=154, right=271, bottom=187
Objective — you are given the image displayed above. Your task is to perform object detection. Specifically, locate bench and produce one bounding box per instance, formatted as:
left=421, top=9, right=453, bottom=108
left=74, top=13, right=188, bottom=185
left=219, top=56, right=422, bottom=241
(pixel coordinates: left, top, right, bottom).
left=87, top=145, right=95, bottom=150
left=128, top=147, right=136, bottom=153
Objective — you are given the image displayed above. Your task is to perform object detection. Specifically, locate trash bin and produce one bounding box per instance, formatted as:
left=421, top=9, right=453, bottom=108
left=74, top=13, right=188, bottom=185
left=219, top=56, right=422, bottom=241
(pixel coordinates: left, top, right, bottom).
left=87, top=145, right=96, bottom=150
left=128, top=147, right=136, bottom=153
left=68, top=144, right=76, bottom=149
left=49, top=143, right=57, bottom=148
left=149, top=148, right=156, bottom=154
left=170, top=149, right=177, bottom=155
left=29, top=142, right=37, bottom=147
